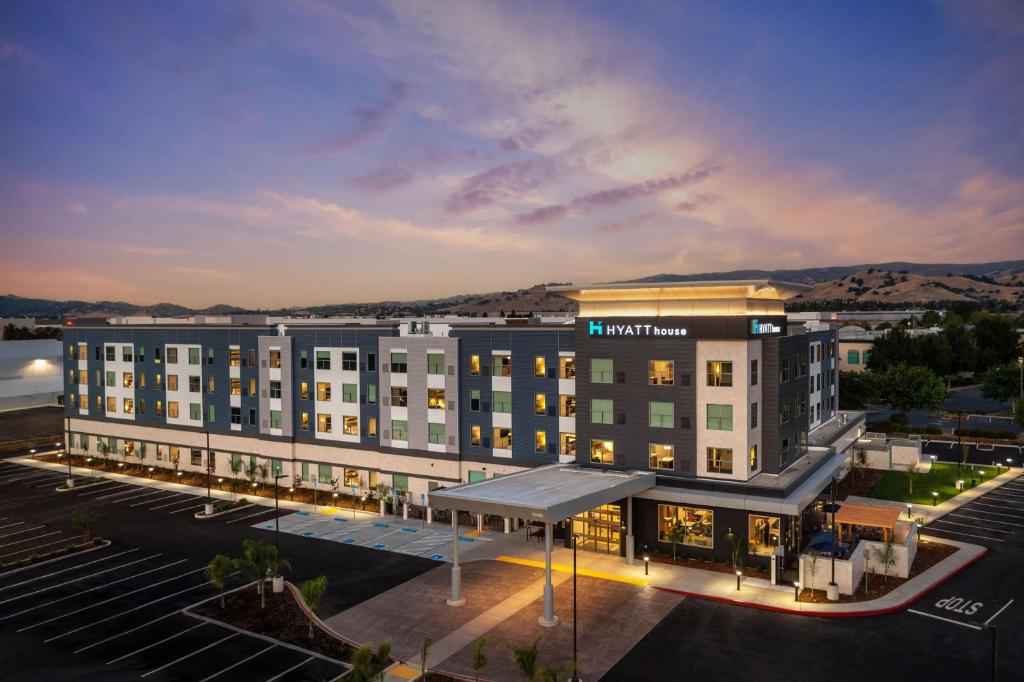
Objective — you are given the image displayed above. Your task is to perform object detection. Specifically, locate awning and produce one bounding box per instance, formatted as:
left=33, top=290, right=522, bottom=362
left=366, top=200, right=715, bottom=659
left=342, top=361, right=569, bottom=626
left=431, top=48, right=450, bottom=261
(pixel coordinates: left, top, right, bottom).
left=428, top=464, right=657, bottom=523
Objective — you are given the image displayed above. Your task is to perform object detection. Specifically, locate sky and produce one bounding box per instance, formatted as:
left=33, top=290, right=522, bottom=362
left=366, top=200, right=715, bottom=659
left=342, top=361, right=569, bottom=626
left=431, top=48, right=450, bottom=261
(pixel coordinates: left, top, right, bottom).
left=1, top=0, right=1022, bottom=308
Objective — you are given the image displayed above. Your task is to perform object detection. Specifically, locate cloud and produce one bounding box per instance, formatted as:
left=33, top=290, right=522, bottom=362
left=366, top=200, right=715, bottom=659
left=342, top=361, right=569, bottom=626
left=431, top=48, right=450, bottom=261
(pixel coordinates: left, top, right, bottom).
left=306, top=81, right=409, bottom=155
left=117, top=244, right=186, bottom=258
left=349, top=165, right=415, bottom=192
left=67, top=201, right=88, bottom=214
left=445, top=158, right=559, bottom=213
left=0, top=39, right=39, bottom=63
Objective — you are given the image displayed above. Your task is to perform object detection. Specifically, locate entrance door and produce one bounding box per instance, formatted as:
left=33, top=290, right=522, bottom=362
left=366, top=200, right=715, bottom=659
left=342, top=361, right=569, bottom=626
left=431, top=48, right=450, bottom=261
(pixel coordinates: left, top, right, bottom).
left=572, top=504, right=621, bottom=554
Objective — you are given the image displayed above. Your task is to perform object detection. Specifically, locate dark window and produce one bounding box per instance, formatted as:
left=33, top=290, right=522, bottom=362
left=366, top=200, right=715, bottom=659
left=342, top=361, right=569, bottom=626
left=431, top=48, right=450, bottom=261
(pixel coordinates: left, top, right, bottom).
left=316, top=351, right=331, bottom=370
left=248, top=349, right=256, bottom=367
left=248, top=408, right=256, bottom=425
left=679, top=373, right=691, bottom=387
left=94, top=346, right=101, bottom=361
left=342, top=352, right=357, bottom=371
left=154, top=347, right=162, bottom=363
left=367, top=353, right=377, bottom=372
left=231, top=407, right=241, bottom=424
left=751, top=359, right=758, bottom=386
left=299, top=351, right=308, bottom=369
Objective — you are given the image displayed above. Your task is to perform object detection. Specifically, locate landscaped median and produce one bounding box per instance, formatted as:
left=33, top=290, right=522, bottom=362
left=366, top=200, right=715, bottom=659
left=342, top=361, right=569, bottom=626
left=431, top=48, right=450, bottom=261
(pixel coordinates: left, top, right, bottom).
left=194, top=498, right=254, bottom=519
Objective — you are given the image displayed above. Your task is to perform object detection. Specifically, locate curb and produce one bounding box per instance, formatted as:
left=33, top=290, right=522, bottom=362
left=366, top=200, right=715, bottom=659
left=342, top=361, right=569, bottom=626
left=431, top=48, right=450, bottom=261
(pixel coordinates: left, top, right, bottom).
left=55, top=478, right=109, bottom=492
left=0, top=539, right=112, bottom=577
left=194, top=503, right=255, bottom=520
left=653, top=545, right=988, bottom=617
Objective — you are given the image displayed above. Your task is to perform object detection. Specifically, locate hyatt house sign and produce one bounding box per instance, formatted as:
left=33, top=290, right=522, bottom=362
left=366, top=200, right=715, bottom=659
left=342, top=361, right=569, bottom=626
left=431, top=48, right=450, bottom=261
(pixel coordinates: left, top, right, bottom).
left=580, top=315, right=787, bottom=340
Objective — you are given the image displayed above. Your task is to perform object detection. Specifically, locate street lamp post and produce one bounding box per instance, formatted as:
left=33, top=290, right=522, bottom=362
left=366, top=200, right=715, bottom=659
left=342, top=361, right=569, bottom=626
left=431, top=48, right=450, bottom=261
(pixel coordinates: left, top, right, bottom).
left=571, top=533, right=581, bottom=682
left=204, top=431, right=213, bottom=516
left=829, top=476, right=838, bottom=588
left=274, top=473, right=288, bottom=553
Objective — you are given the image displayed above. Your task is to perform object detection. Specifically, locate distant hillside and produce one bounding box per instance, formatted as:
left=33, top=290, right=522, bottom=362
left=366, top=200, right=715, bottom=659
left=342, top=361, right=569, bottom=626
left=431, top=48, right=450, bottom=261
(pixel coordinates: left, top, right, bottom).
left=789, top=269, right=1024, bottom=305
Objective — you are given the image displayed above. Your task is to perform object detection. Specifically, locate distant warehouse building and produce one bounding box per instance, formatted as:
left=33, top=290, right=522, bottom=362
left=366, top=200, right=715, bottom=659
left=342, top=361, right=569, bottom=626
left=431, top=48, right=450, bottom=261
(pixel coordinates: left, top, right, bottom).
left=0, top=339, right=64, bottom=411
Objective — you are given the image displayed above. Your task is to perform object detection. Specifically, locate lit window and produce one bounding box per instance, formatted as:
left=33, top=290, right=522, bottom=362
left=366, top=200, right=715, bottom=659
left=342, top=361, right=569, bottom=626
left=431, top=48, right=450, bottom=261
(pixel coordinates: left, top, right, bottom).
left=343, top=416, right=358, bottom=435
left=155, top=373, right=162, bottom=389
left=559, top=395, right=576, bottom=417
left=534, top=393, right=547, bottom=416
left=559, top=356, right=576, bottom=379
left=317, top=413, right=332, bottom=433
left=269, top=350, right=281, bottom=369
left=706, top=361, right=732, bottom=387
left=534, top=356, right=546, bottom=378
left=231, top=378, right=241, bottom=396
left=470, top=355, right=480, bottom=375
left=106, top=396, right=117, bottom=413
left=248, top=377, right=256, bottom=396
left=659, top=504, right=713, bottom=548
left=749, top=444, right=759, bottom=470
left=123, top=372, right=133, bottom=388
left=390, top=386, right=408, bottom=407
left=156, top=400, right=163, bottom=416
left=649, top=360, right=674, bottom=385
left=535, top=430, right=547, bottom=453
left=590, top=439, right=614, bottom=464
left=367, top=417, right=377, bottom=437
left=748, top=515, right=780, bottom=556
left=139, top=372, right=145, bottom=389
left=706, top=447, right=733, bottom=474
left=229, top=348, right=240, bottom=366
left=123, top=398, right=134, bottom=414
left=493, top=427, right=512, bottom=449
left=317, top=382, right=332, bottom=401
left=428, top=388, right=446, bottom=409
left=560, top=432, right=576, bottom=456
left=300, top=412, right=309, bottom=431
left=649, top=443, right=673, bottom=469
left=207, top=376, right=215, bottom=394
left=470, top=425, right=481, bottom=446
left=168, top=401, right=179, bottom=418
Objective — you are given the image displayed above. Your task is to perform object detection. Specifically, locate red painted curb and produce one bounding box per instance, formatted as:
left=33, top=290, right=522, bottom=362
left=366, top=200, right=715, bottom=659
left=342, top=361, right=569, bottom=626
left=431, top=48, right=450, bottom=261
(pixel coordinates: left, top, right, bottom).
left=653, top=546, right=988, bottom=618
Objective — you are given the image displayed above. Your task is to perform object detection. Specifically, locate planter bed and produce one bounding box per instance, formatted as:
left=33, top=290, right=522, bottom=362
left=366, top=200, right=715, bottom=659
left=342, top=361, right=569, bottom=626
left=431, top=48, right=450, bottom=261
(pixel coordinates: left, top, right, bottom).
left=55, top=476, right=107, bottom=491
left=649, top=552, right=770, bottom=580
left=0, top=538, right=109, bottom=575
left=195, top=499, right=254, bottom=519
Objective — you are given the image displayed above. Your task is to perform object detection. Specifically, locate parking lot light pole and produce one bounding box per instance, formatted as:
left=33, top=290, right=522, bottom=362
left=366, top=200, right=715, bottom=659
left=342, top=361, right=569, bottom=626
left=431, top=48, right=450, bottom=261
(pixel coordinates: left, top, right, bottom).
left=205, top=431, right=213, bottom=515
left=571, top=533, right=581, bottom=682
left=273, top=473, right=288, bottom=553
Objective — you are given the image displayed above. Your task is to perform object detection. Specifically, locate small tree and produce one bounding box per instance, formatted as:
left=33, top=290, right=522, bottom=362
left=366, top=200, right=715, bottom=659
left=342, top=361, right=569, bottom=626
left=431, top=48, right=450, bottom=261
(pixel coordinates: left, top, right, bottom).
left=512, top=638, right=541, bottom=681
left=807, top=554, right=820, bottom=597
left=206, top=554, right=234, bottom=608
left=852, top=448, right=868, bottom=484
left=420, top=636, right=432, bottom=681
left=139, top=442, right=147, bottom=464
left=229, top=457, right=244, bottom=500
left=299, top=575, right=327, bottom=638
left=665, top=524, right=685, bottom=563
left=235, top=538, right=290, bottom=608
left=246, top=460, right=259, bottom=490
left=71, top=510, right=96, bottom=543
left=471, top=636, right=488, bottom=682
left=904, top=461, right=918, bottom=496
left=875, top=542, right=897, bottom=585
left=96, top=440, right=108, bottom=469
left=726, top=527, right=746, bottom=575
left=257, top=463, right=269, bottom=487
left=350, top=641, right=392, bottom=682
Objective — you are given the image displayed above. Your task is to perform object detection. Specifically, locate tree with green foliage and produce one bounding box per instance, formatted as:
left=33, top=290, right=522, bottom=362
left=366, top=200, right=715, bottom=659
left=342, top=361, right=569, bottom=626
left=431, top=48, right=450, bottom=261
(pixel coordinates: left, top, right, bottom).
left=228, top=456, right=244, bottom=500
left=726, top=527, right=746, bottom=574
left=206, top=554, right=235, bottom=608
left=940, top=312, right=976, bottom=376
left=71, top=510, right=96, bottom=543
left=350, top=641, right=391, bottom=682
left=866, top=328, right=918, bottom=373
left=1013, top=397, right=1024, bottom=429
left=471, top=636, right=488, bottom=682
left=915, top=333, right=953, bottom=379
left=971, top=312, right=1019, bottom=372
left=875, top=542, right=897, bottom=585
left=921, top=310, right=943, bottom=327
left=665, top=524, right=685, bottom=562
left=980, top=362, right=1022, bottom=405
left=904, top=461, right=918, bottom=496
left=299, top=576, right=327, bottom=638
left=512, top=638, right=541, bottom=681
left=876, top=364, right=946, bottom=417
left=235, top=538, right=290, bottom=608
left=838, top=371, right=879, bottom=409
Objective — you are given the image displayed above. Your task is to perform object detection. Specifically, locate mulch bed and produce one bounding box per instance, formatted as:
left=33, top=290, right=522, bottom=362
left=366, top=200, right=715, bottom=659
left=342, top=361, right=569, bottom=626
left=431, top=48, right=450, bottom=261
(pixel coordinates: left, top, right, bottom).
left=648, top=552, right=770, bottom=580
left=0, top=538, right=105, bottom=573
left=797, top=540, right=958, bottom=603
left=837, top=469, right=886, bottom=500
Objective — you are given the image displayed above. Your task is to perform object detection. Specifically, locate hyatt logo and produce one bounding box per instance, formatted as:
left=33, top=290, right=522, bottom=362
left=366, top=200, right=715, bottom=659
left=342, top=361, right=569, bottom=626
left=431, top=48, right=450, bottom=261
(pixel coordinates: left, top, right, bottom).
left=588, top=321, right=687, bottom=337
left=751, top=319, right=782, bottom=335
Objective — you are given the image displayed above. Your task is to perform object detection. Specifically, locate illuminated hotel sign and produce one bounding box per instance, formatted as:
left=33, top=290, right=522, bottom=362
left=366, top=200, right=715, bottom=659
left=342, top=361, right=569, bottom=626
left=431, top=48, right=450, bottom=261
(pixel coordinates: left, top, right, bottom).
left=581, top=316, right=786, bottom=340
left=750, top=318, right=782, bottom=335
left=588, top=321, right=687, bottom=337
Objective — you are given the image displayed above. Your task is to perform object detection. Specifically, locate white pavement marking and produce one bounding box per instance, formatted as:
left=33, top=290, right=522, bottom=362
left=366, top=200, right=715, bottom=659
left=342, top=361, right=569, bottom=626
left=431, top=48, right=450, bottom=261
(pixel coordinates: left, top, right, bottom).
left=923, top=527, right=1005, bottom=542
left=18, top=567, right=204, bottom=631
left=907, top=609, right=983, bottom=630
left=149, top=496, right=200, bottom=510
left=0, top=522, right=25, bottom=531
left=34, top=478, right=67, bottom=488
left=0, top=529, right=62, bottom=548
left=265, top=656, right=316, bottom=682
left=139, top=632, right=240, bottom=678
left=949, top=512, right=1024, bottom=528
left=958, top=505, right=1024, bottom=519
left=969, top=501, right=1024, bottom=514
left=0, top=548, right=140, bottom=592
left=985, top=490, right=1024, bottom=500
left=73, top=607, right=184, bottom=653
left=225, top=508, right=279, bottom=524
left=930, top=519, right=1012, bottom=533
left=131, top=493, right=186, bottom=507
left=78, top=482, right=134, bottom=497
left=103, top=489, right=171, bottom=504
left=198, top=643, right=276, bottom=681
left=0, top=538, right=71, bottom=560
left=104, top=621, right=208, bottom=665
left=0, top=525, right=45, bottom=540
left=0, top=558, right=185, bottom=620
left=0, top=472, right=63, bottom=484
left=0, top=553, right=161, bottom=605
left=93, top=487, right=153, bottom=501
left=168, top=504, right=206, bottom=515
left=985, top=599, right=1014, bottom=625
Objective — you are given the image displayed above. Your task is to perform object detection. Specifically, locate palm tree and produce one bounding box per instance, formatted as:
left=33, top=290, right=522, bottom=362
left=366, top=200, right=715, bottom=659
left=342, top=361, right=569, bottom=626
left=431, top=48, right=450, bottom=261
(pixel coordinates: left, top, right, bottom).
left=349, top=641, right=392, bottom=682
left=512, top=638, right=541, bottom=680
left=206, top=554, right=234, bottom=608
left=726, top=527, right=746, bottom=575
left=420, top=636, right=432, bottom=681
left=71, top=510, right=96, bottom=544
left=235, top=538, right=290, bottom=608
left=299, top=576, right=327, bottom=638
left=471, top=636, right=488, bottom=682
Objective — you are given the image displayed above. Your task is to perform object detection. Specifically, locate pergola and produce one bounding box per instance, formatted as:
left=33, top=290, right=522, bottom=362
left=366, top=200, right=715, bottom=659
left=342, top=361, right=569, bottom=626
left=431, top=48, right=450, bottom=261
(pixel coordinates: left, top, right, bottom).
left=833, top=502, right=901, bottom=544
left=428, top=464, right=656, bottom=626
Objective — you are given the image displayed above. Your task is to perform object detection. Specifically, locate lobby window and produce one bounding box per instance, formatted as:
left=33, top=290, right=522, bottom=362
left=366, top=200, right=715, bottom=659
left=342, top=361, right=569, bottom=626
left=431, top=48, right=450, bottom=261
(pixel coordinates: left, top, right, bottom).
left=428, top=422, right=445, bottom=445
left=560, top=432, right=576, bottom=456
left=659, top=504, right=713, bottom=548
left=559, top=394, right=576, bottom=417
left=367, top=417, right=377, bottom=437
left=122, top=346, right=133, bottom=362
left=470, top=355, right=480, bottom=375
left=123, top=398, right=134, bottom=414
left=534, top=356, right=546, bottom=378
left=231, top=407, right=242, bottom=425
left=471, top=425, right=481, bottom=446
left=749, top=444, right=759, bottom=470
left=105, top=345, right=116, bottom=361
left=649, top=360, right=674, bottom=385
left=493, top=427, right=512, bottom=449
left=591, top=398, right=613, bottom=425
left=106, top=396, right=117, bottom=413
left=706, top=447, right=733, bottom=474
left=748, top=515, right=780, bottom=556
left=591, top=358, right=613, bottom=383
left=706, top=404, right=733, bottom=431
left=590, top=439, right=614, bottom=464
left=188, top=348, right=200, bottom=365
left=847, top=350, right=860, bottom=365
left=534, top=393, right=547, bottom=415
left=367, top=384, right=377, bottom=404
left=270, top=410, right=282, bottom=429
left=167, top=347, right=178, bottom=364
left=391, top=419, right=408, bottom=441
left=470, top=389, right=480, bottom=412
left=492, top=390, right=512, bottom=413
left=751, top=359, right=758, bottom=386
left=428, top=388, right=446, bottom=410
left=559, top=356, right=576, bottom=379
left=390, top=352, right=408, bottom=373
left=649, top=401, right=674, bottom=428
left=427, top=353, right=445, bottom=374
left=207, top=376, right=215, bottom=394
left=189, top=375, right=200, bottom=393
left=342, top=352, right=358, bottom=372
left=269, top=350, right=281, bottom=369
left=343, top=416, right=358, bottom=436
left=231, top=378, right=242, bottom=396
left=269, top=381, right=281, bottom=399
left=342, top=383, right=357, bottom=403
left=317, top=413, right=332, bottom=433
left=751, top=402, right=758, bottom=429
left=189, top=403, right=201, bottom=420
left=390, top=386, right=408, bottom=407
left=780, top=357, right=790, bottom=382
left=229, top=348, right=240, bottom=367
left=123, top=372, right=134, bottom=388
left=300, top=412, right=309, bottom=431
left=248, top=377, right=257, bottom=396
left=535, top=430, right=547, bottom=453
left=649, top=443, right=674, bottom=470
left=493, top=353, right=511, bottom=377
left=706, top=361, right=732, bottom=387
left=317, top=382, right=332, bottom=401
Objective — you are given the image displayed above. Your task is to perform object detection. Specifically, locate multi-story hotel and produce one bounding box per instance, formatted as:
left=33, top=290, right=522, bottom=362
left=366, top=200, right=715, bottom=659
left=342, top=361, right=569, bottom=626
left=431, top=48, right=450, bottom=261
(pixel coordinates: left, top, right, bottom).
left=61, top=281, right=864, bottom=569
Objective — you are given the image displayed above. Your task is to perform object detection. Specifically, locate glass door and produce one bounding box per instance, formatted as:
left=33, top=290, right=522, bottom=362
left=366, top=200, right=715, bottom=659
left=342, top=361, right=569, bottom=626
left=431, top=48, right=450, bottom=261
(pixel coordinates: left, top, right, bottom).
left=572, top=504, right=621, bottom=554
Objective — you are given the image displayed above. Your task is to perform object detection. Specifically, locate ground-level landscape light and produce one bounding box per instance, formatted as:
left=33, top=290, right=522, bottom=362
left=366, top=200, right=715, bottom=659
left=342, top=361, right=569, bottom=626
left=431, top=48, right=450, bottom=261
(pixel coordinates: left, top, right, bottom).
left=794, top=581, right=801, bottom=602
left=736, top=570, right=742, bottom=591
left=177, top=471, right=183, bottom=477
left=148, top=467, right=154, bottom=473
left=643, top=554, right=650, bottom=575
left=906, top=503, right=912, bottom=518
left=1008, top=458, right=1014, bottom=467
left=931, top=491, right=938, bottom=505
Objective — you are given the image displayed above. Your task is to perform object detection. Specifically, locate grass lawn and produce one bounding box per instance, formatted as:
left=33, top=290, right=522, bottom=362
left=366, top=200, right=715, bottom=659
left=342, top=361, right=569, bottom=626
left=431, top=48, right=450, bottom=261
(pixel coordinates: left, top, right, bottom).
left=867, top=461, right=1000, bottom=505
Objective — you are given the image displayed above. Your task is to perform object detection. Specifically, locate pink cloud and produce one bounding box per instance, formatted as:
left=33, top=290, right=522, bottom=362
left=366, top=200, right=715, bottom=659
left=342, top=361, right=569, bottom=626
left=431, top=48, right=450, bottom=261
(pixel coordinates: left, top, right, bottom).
left=306, top=81, right=409, bottom=155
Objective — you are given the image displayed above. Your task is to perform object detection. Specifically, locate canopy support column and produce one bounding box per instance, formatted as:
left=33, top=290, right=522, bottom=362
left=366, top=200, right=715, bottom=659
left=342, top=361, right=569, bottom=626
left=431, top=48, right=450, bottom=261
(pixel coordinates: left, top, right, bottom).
left=625, top=496, right=635, bottom=565
left=538, top=521, right=559, bottom=627
left=446, top=511, right=465, bottom=607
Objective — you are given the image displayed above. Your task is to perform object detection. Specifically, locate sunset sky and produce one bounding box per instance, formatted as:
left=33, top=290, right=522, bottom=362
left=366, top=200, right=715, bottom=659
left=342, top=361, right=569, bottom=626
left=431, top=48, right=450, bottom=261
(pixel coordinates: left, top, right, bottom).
left=1, top=1, right=1022, bottom=308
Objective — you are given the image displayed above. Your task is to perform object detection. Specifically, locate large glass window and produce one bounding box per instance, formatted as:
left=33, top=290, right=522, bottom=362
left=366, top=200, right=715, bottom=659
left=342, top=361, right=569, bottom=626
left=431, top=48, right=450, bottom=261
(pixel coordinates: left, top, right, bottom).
left=342, top=383, right=357, bottom=403
left=393, top=475, right=409, bottom=492
left=534, top=356, right=546, bottom=378
left=189, top=375, right=201, bottom=393
left=493, top=354, right=511, bottom=377
left=492, top=390, right=512, bottom=413
left=706, top=361, right=733, bottom=387
left=748, top=515, right=781, bottom=556
left=591, top=398, right=613, bottom=424
left=427, top=353, right=445, bottom=374
left=270, top=410, right=282, bottom=429
left=559, top=394, right=576, bottom=417
left=269, top=380, right=281, bottom=399
left=649, top=401, right=674, bottom=428
left=189, top=403, right=202, bottom=420
left=590, top=439, right=614, bottom=464
left=188, top=347, right=200, bottom=365
left=391, top=420, right=408, bottom=441
left=428, top=388, right=446, bottom=409
left=560, top=356, right=576, bottom=379
left=390, top=386, right=407, bottom=407
left=560, top=432, right=576, bottom=456
left=343, top=416, right=358, bottom=435
left=428, top=423, right=446, bottom=444
left=318, top=463, right=332, bottom=485
left=706, top=404, right=733, bottom=431
left=493, top=427, right=512, bottom=449
left=649, top=360, right=674, bottom=385
left=659, top=504, right=714, bottom=548
left=706, top=447, right=733, bottom=474
left=390, top=352, right=408, bottom=373
left=591, top=358, right=613, bottom=383
left=649, top=443, right=674, bottom=469
left=317, top=413, right=333, bottom=433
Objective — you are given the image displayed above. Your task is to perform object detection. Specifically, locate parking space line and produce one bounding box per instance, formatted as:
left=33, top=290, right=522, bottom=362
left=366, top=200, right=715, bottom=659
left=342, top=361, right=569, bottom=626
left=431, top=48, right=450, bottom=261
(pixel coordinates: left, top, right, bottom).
left=985, top=490, right=1024, bottom=500
left=949, top=512, right=1024, bottom=528
left=34, top=477, right=68, bottom=488
left=0, top=538, right=71, bottom=560
left=968, top=501, right=1024, bottom=514
left=0, top=521, right=25, bottom=531
left=0, top=548, right=141, bottom=593
left=0, top=525, right=44, bottom=540
left=93, top=487, right=153, bottom=501
left=78, top=483, right=135, bottom=497
left=265, top=655, right=316, bottom=682
left=930, top=519, right=1012, bottom=533
left=149, top=496, right=200, bottom=510
left=923, top=527, right=1004, bottom=542
left=73, top=607, right=184, bottom=653
left=225, top=508, right=278, bottom=524
left=199, top=642, right=276, bottom=681
left=0, top=470, right=54, bottom=481
left=69, top=479, right=116, bottom=490
left=131, top=492, right=186, bottom=507
left=985, top=599, right=1013, bottom=625
left=956, top=505, right=1024, bottom=519
left=139, top=632, right=240, bottom=678
left=104, top=489, right=173, bottom=504
left=0, top=529, right=62, bottom=548
left=168, top=504, right=206, bottom=515
left=104, top=621, right=208, bottom=665
left=0, top=553, right=162, bottom=606
left=0, top=472, right=64, bottom=484
left=907, top=609, right=982, bottom=630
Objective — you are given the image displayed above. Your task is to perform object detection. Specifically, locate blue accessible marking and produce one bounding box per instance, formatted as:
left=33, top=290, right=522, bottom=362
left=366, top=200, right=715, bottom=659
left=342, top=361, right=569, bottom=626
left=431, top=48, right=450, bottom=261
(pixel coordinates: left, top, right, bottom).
left=302, top=531, right=316, bottom=537
left=373, top=522, right=389, bottom=528
left=429, top=554, right=446, bottom=561
left=341, top=538, right=356, bottom=544
left=296, top=511, right=309, bottom=516
left=334, top=517, right=348, bottom=522
left=371, top=543, right=386, bottom=549
left=262, top=524, right=275, bottom=530
left=457, top=536, right=475, bottom=543
left=401, top=527, right=417, bottom=533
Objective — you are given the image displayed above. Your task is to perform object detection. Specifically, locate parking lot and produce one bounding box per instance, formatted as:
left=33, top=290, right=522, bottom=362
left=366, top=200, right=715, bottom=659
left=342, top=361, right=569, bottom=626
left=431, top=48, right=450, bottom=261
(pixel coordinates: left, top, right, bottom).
left=923, top=439, right=1023, bottom=467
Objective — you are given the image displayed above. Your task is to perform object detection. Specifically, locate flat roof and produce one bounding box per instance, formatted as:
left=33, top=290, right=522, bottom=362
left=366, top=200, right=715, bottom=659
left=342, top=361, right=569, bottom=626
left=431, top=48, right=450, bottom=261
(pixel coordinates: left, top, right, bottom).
left=428, top=464, right=656, bottom=523
left=548, top=280, right=812, bottom=302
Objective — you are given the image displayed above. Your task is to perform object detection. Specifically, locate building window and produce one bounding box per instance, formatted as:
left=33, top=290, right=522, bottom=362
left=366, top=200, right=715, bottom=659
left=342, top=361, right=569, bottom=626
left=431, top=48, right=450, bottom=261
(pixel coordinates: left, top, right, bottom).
left=367, top=384, right=377, bottom=404
left=847, top=350, right=860, bottom=365
left=390, top=352, right=407, bottom=373
left=248, top=377, right=257, bottom=397
left=367, top=417, right=377, bottom=437
left=797, top=354, right=808, bottom=377
left=309, top=350, right=328, bottom=371
left=493, top=353, right=511, bottom=377
left=249, top=408, right=256, bottom=425
left=534, top=393, right=546, bottom=415
left=155, top=373, right=162, bottom=389
left=428, top=388, right=446, bottom=409
left=247, top=349, right=256, bottom=367
left=139, top=372, right=146, bottom=389
left=470, top=425, right=481, bottom=446
left=535, top=430, right=547, bottom=453
left=659, top=504, right=713, bottom=548
left=123, top=372, right=134, bottom=388
left=493, top=427, right=512, bottom=449
left=560, top=356, right=576, bottom=379
left=122, top=346, right=133, bottom=362
left=590, top=439, right=613, bottom=464
left=534, top=356, right=546, bottom=378
left=342, top=383, right=357, bottom=403
left=863, top=351, right=871, bottom=364
left=560, top=432, right=576, bottom=456
left=317, top=413, right=332, bottom=433
left=189, top=376, right=200, bottom=393
left=706, top=361, right=732, bottom=387
left=269, top=350, right=281, bottom=369
left=138, top=398, right=145, bottom=414
left=269, top=381, right=281, bottom=399
left=156, top=400, right=163, bottom=416
left=106, top=370, right=115, bottom=386
left=706, top=404, right=733, bottom=431
left=207, top=376, right=215, bottom=394
left=367, top=353, right=377, bottom=372
left=208, top=404, right=215, bottom=422
left=591, top=358, right=613, bottom=383
left=317, top=382, right=332, bottom=401
left=391, top=420, right=408, bottom=441
left=190, top=449, right=202, bottom=466
left=649, top=401, right=674, bottom=428
left=270, top=410, right=282, bottom=429
left=751, top=359, right=758, bottom=385
left=470, top=389, right=480, bottom=412
left=780, top=357, right=790, bottom=382
left=749, top=444, right=759, bottom=470
left=780, top=401, right=790, bottom=424
left=188, top=347, right=200, bottom=365
left=106, top=345, right=116, bottom=361
left=342, top=352, right=357, bottom=372
left=230, top=348, right=240, bottom=367
left=392, top=474, right=408, bottom=492
left=106, top=396, right=117, bottom=413
left=166, top=347, right=178, bottom=364
left=343, top=416, right=358, bottom=435
left=231, top=378, right=241, bottom=396
left=298, top=350, right=309, bottom=369
left=189, top=403, right=201, bottom=420
left=427, top=353, right=445, bottom=374
left=706, top=447, right=733, bottom=474
left=649, top=443, right=674, bottom=469
left=559, top=394, right=576, bottom=417
left=123, top=398, right=134, bottom=414
left=231, top=407, right=241, bottom=425
left=390, top=386, right=408, bottom=407
left=492, top=390, right=512, bottom=413
left=300, top=412, right=309, bottom=431
left=470, top=355, right=480, bottom=375
left=751, top=402, right=758, bottom=429
left=428, top=422, right=445, bottom=444
left=748, top=515, right=780, bottom=556
left=649, top=360, right=674, bottom=385
left=591, top=398, right=613, bottom=424
left=318, top=463, right=332, bottom=485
